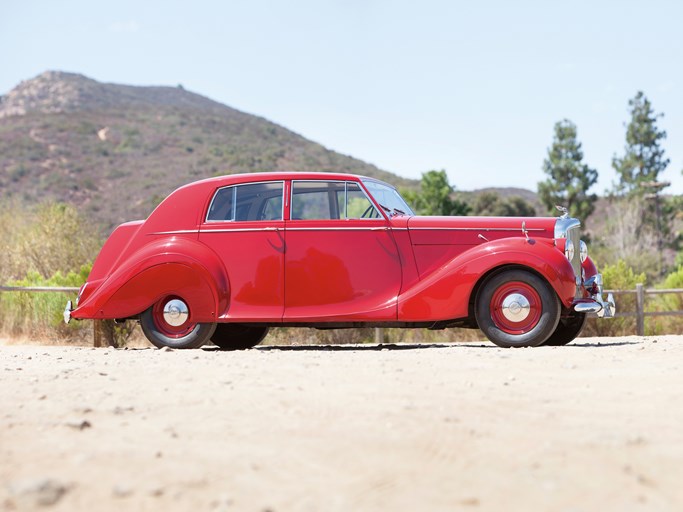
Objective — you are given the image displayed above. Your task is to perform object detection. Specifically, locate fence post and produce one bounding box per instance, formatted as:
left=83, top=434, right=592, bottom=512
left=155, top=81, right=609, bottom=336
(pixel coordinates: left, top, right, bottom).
left=635, top=283, right=645, bottom=336
left=93, top=320, right=104, bottom=347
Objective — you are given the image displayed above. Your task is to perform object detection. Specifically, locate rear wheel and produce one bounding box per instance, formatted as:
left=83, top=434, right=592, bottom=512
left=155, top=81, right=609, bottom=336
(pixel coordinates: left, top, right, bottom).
left=140, top=297, right=216, bottom=349
left=475, top=269, right=560, bottom=348
left=543, top=310, right=587, bottom=346
left=211, top=324, right=269, bottom=350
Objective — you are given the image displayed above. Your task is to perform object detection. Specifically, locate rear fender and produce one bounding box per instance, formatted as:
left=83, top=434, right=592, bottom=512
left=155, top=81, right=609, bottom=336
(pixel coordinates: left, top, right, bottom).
left=398, top=237, right=576, bottom=321
left=72, top=238, right=229, bottom=321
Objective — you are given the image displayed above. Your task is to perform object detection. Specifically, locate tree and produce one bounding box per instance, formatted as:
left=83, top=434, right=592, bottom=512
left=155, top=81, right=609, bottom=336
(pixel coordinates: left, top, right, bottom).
left=538, top=119, right=598, bottom=221
left=403, top=170, right=470, bottom=216
left=612, top=91, right=669, bottom=196
left=611, top=92, right=675, bottom=275
left=470, top=192, right=536, bottom=217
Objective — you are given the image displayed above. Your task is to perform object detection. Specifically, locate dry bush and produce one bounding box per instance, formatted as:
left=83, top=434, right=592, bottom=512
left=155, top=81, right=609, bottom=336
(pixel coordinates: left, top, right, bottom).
left=591, top=197, right=660, bottom=280
left=0, top=201, right=101, bottom=340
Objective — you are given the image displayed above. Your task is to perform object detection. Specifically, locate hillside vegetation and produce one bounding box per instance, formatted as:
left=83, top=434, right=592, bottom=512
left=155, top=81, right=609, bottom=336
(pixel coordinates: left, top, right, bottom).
left=0, top=71, right=415, bottom=230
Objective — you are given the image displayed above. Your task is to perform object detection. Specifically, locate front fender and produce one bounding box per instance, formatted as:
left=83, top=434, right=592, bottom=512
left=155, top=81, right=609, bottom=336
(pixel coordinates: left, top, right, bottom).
left=72, top=237, right=229, bottom=321
left=398, top=237, right=577, bottom=321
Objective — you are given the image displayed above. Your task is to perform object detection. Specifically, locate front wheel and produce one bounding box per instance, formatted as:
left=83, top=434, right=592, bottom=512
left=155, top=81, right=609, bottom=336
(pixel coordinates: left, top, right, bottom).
left=140, top=297, right=216, bottom=349
left=475, top=269, right=560, bottom=348
left=211, top=324, right=269, bottom=350
left=543, top=310, right=587, bottom=346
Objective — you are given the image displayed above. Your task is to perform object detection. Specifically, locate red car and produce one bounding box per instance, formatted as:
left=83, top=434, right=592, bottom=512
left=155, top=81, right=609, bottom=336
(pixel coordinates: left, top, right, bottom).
left=64, top=172, right=614, bottom=349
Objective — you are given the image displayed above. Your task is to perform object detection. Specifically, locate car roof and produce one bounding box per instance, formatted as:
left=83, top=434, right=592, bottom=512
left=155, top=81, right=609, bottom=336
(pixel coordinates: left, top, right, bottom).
left=188, top=172, right=391, bottom=189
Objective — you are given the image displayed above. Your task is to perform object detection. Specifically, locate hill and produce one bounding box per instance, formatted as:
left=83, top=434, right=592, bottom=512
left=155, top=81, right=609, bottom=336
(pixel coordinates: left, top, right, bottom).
left=0, top=71, right=416, bottom=230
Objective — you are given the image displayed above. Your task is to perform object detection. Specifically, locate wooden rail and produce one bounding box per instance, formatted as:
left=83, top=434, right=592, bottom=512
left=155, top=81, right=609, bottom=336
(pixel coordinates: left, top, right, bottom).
left=0, top=285, right=107, bottom=347
left=602, top=285, right=683, bottom=336
left=1, top=284, right=682, bottom=343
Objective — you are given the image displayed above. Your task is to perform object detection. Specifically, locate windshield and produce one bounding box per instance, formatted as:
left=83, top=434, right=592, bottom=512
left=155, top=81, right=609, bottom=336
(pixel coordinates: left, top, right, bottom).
left=362, top=179, right=415, bottom=216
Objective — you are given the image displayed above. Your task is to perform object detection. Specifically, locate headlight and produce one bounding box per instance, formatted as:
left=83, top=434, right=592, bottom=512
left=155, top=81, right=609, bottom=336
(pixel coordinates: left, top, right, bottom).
left=579, top=240, right=588, bottom=263
left=565, top=241, right=575, bottom=262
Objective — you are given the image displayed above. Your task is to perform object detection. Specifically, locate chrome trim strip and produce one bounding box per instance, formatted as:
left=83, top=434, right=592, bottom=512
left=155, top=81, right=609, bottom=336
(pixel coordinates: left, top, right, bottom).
left=201, top=226, right=388, bottom=233
left=200, top=227, right=282, bottom=233
left=286, top=226, right=390, bottom=231
left=150, top=230, right=200, bottom=235
left=409, top=227, right=546, bottom=232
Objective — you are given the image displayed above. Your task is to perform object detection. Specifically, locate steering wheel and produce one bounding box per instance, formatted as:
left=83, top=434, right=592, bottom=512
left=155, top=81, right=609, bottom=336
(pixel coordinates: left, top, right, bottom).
left=361, top=205, right=376, bottom=218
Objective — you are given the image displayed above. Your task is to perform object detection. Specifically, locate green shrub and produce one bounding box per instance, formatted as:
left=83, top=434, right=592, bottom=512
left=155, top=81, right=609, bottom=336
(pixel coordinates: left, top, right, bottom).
left=646, top=266, right=683, bottom=335
left=1, top=266, right=91, bottom=339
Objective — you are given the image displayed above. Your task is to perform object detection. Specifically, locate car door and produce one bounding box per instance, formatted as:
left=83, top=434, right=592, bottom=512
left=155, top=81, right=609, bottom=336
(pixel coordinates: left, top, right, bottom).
left=284, top=180, right=401, bottom=321
left=199, top=181, right=285, bottom=321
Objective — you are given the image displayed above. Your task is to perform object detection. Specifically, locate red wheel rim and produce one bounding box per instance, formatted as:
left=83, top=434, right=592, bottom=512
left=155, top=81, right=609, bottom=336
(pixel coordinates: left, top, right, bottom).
left=152, top=297, right=196, bottom=338
left=489, top=281, right=542, bottom=335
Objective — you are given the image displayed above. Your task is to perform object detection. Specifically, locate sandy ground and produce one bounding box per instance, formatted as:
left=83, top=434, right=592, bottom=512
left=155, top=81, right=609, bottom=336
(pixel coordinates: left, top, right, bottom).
left=1, top=335, right=683, bottom=512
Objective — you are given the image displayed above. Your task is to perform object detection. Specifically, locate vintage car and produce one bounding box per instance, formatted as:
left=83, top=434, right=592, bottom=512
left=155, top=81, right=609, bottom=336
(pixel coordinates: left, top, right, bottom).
left=64, top=172, right=614, bottom=349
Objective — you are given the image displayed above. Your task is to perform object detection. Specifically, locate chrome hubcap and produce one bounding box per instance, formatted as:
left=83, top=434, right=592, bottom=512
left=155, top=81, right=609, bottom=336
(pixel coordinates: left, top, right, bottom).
left=163, top=299, right=189, bottom=327
left=501, top=293, right=530, bottom=322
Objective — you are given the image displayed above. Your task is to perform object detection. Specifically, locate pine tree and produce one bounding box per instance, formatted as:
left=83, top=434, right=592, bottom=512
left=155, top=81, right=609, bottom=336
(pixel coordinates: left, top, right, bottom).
left=612, top=91, right=669, bottom=196
left=538, top=119, right=598, bottom=220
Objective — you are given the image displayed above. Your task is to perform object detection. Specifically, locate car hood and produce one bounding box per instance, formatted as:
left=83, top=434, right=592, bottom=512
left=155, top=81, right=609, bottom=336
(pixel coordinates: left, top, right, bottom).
left=406, top=216, right=557, bottom=245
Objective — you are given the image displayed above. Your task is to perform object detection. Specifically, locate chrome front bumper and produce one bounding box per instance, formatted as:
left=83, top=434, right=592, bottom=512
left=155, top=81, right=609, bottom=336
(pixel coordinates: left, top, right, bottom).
left=573, top=274, right=615, bottom=318
left=64, top=300, right=73, bottom=324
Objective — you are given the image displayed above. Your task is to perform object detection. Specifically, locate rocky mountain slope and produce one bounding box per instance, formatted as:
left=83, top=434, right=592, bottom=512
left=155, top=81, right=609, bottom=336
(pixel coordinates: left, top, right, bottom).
left=0, top=71, right=415, bottom=230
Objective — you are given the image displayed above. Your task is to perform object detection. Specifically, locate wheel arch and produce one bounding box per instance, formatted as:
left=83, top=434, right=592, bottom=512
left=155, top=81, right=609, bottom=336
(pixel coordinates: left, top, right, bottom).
left=72, top=237, right=230, bottom=321
left=466, top=263, right=556, bottom=325
left=397, top=237, right=577, bottom=322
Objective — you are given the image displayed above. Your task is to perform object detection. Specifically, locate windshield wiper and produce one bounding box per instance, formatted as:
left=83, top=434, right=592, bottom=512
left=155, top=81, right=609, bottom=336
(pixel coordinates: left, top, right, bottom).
left=378, top=203, right=407, bottom=217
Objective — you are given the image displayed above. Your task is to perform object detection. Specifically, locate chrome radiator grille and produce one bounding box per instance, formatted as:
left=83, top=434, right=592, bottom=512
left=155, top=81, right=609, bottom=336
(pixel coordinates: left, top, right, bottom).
left=566, top=224, right=581, bottom=278
left=555, top=217, right=582, bottom=280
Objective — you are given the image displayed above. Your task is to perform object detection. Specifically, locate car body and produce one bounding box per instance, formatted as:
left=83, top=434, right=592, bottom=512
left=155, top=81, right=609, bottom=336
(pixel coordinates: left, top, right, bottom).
left=65, top=172, right=615, bottom=349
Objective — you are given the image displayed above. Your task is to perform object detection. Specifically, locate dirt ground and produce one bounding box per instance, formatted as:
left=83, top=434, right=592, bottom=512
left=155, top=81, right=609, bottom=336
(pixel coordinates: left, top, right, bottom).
left=1, top=335, right=683, bottom=512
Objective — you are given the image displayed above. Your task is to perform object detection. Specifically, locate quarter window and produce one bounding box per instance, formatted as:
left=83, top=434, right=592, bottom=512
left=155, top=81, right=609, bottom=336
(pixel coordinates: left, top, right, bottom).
left=207, top=182, right=284, bottom=222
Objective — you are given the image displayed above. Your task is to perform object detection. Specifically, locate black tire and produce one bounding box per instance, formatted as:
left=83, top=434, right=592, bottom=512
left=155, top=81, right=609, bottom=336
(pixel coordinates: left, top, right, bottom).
left=475, top=269, right=561, bottom=348
left=543, top=311, right=587, bottom=346
left=140, top=298, right=216, bottom=349
left=211, top=324, right=269, bottom=350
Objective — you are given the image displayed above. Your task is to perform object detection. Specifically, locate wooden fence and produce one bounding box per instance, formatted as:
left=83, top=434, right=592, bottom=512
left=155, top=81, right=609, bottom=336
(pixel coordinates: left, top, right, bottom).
left=0, top=285, right=107, bottom=347
left=1, top=284, right=682, bottom=345
left=602, top=285, right=683, bottom=336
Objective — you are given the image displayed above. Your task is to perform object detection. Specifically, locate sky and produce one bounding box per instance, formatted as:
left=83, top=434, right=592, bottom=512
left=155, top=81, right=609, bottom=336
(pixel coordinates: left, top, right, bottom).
left=1, top=0, right=682, bottom=195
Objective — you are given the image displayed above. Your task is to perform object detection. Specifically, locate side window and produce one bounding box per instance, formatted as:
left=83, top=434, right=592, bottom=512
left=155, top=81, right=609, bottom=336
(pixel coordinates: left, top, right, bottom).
left=207, top=187, right=234, bottom=221
left=290, top=181, right=380, bottom=220
left=291, top=181, right=345, bottom=220
left=345, top=182, right=379, bottom=219
left=207, top=182, right=283, bottom=222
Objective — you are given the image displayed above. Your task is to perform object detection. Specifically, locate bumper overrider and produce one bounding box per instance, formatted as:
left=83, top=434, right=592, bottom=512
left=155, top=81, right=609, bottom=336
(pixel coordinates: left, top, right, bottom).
left=63, top=300, right=73, bottom=324
left=573, top=274, right=616, bottom=318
